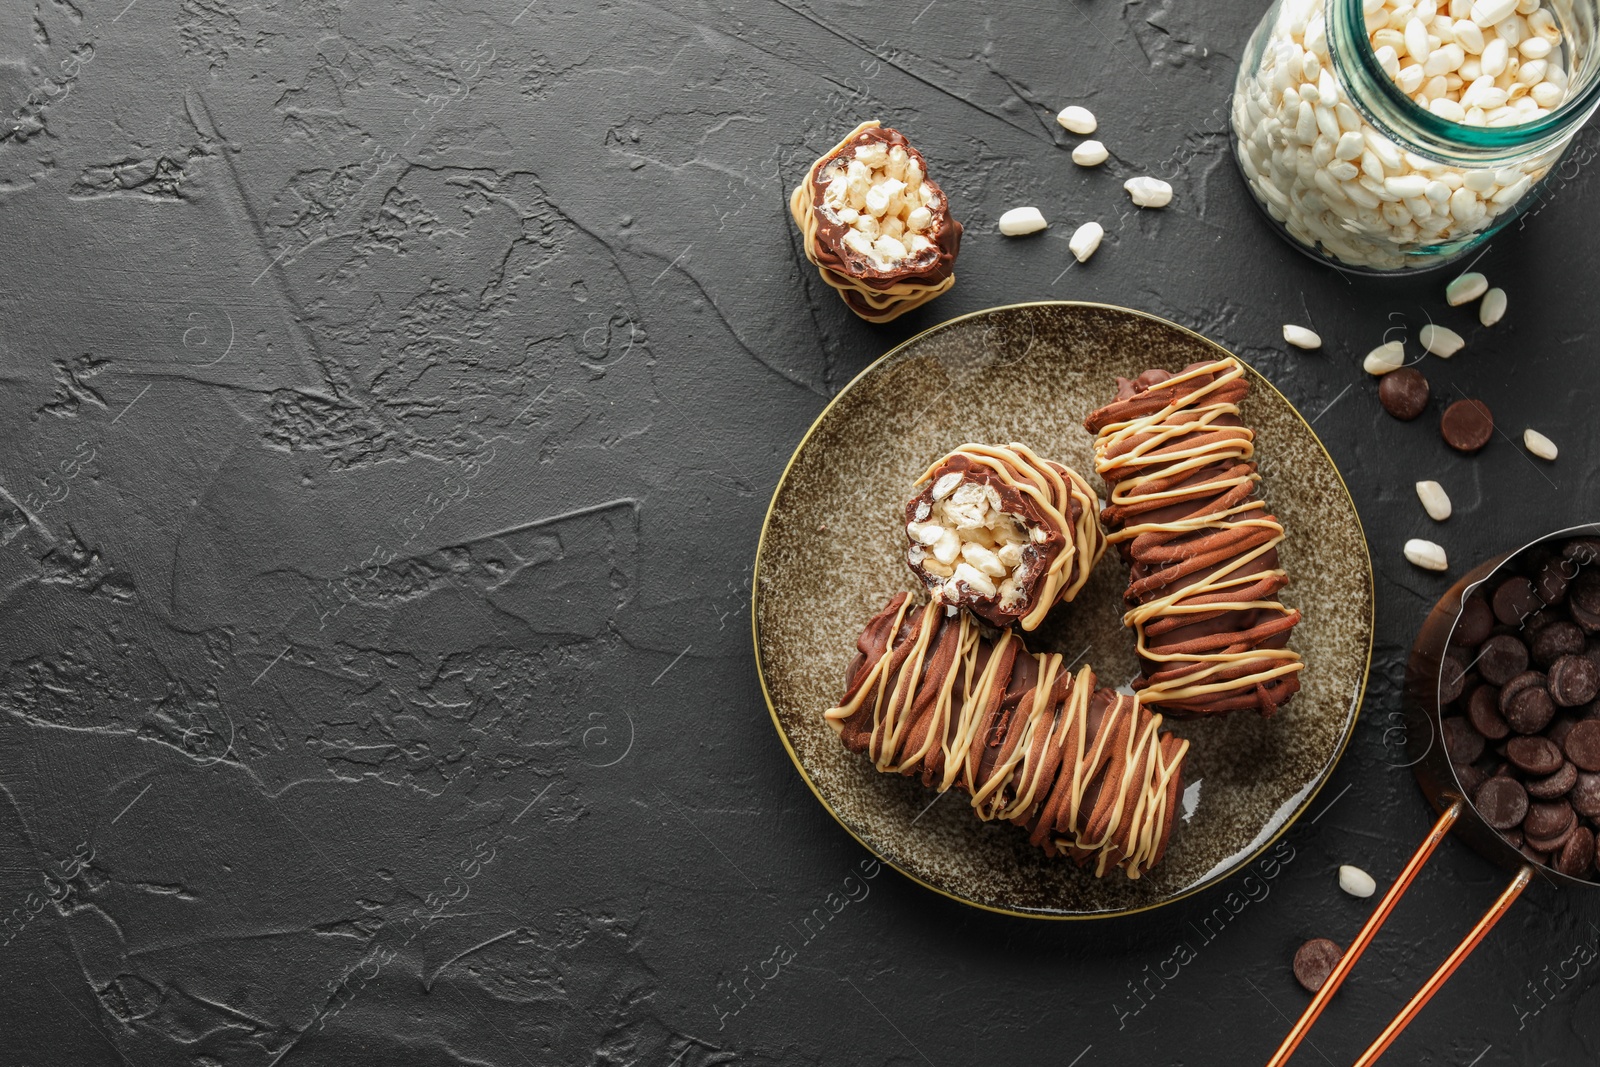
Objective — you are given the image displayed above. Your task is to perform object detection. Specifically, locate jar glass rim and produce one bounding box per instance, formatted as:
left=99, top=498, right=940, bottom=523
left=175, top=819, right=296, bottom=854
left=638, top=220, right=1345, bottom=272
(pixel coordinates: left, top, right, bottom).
left=1330, top=0, right=1600, bottom=162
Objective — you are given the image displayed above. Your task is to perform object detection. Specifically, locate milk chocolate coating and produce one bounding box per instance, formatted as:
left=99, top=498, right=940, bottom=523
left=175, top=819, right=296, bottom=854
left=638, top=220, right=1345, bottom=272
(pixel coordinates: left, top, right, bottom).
left=788, top=121, right=962, bottom=323
left=1085, top=359, right=1304, bottom=717
left=828, top=593, right=1188, bottom=879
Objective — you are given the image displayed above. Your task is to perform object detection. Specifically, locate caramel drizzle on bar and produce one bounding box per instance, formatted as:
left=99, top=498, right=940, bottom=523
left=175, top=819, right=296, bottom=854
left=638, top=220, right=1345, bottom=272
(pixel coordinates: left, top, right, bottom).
left=824, top=596, right=1188, bottom=879
left=1090, top=357, right=1304, bottom=711
left=787, top=120, right=955, bottom=324
left=913, top=443, right=1106, bottom=631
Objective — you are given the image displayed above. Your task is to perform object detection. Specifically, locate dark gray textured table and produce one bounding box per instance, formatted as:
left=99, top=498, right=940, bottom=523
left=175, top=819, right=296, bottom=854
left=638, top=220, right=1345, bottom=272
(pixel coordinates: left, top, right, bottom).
left=2, top=1, right=1598, bottom=1064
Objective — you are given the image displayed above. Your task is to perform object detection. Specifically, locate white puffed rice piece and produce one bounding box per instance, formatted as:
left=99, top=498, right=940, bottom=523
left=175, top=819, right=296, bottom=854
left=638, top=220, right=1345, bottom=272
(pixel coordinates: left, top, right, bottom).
left=998, top=207, right=1048, bottom=236
left=1124, top=176, right=1173, bottom=208
left=1420, top=323, right=1465, bottom=357
left=1056, top=105, right=1097, bottom=134
left=1479, top=287, right=1507, bottom=325
left=1339, top=864, right=1377, bottom=898
left=1071, top=140, right=1109, bottom=166
left=1364, top=341, right=1406, bottom=375
left=1404, top=538, right=1449, bottom=571
left=1069, top=221, right=1104, bottom=262
left=1445, top=272, right=1488, bottom=305
left=1416, top=480, right=1452, bottom=521
left=1524, top=428, right=1558, bottom=460
left=1283, top=324, right=1322, bottom=349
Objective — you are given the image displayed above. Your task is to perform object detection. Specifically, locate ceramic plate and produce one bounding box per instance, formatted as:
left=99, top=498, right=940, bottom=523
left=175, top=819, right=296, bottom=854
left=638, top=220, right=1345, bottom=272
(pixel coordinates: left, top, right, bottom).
left=752, top=302, right=1374, bottom=918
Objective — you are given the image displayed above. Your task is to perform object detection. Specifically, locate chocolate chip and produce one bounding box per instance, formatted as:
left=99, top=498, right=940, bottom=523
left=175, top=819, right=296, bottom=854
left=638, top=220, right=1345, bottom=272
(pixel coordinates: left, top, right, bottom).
left=1525, top=799, right=1576, bottom=841
left=1507, top=686, right=1557, bottom=734
left=1565, top=720, right=1600, bottom=772
left=1442, top=716, right=1486, bottom=765
left=1468, top=685, right=1510, bottom=740
left=1563, top=538, right=1600, bottom=565
left=1439, top=651, right=1469, bottom=705
left=1451, top=596, right=1495, bottom=648
left=1293, top=938, right=1345, bottom=994
left=1550, top=654, right=1600, bottom=707
left=1455, top=762, right=1489, bottom=797
left=1533, top=621, right=1586, bottom=667
left=1493, top=577, right=1541, bottom=626
left=1507, top=735, right=1564, bottom=776
left=1501, top=826, right=1524, bottom=848
left=1528, top=760, right=1578, bottom=799
left=1535, top=561, right=1571, bottom=607
left=1574, top=573, right=1600, bottom=617
left=1550, top=715, right=1578, bottom=748
left=1558, top=826, right=1596, bottom=878
left=1498, top=671, right=1546, bottom=710
left=1521, top=844, right=1552, bottom=866
left=1440, top=398, right=1494, bottom=453
left=1573, top=600, right=1600, bottom=635
left=1478, top=635, right=1530, bottom=686
left=1572, top=772, right=1600, bottom=817
left=1475, top=775, right=1530, bottom=829
left=1378, top=367, right=1429, bottom=420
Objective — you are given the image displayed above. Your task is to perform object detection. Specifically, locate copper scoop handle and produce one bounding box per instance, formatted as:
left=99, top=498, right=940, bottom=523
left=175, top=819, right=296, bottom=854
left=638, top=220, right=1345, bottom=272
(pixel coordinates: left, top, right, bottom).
left=1265, top=801, right=1463, bottom=1067
left=1350, top=863, right=1533, bottom=1066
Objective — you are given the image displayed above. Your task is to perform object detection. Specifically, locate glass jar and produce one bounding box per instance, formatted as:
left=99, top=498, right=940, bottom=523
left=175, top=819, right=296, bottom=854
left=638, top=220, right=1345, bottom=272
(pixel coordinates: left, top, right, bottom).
left=1230, top=0, right=1600, bottom=272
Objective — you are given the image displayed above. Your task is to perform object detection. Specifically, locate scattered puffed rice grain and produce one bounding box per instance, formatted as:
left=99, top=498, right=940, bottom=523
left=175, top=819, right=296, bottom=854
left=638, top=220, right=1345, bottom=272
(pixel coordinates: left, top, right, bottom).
left=1420, top=323, right=1465, bottom=357
left=1056, top=105, right=1097, bottom=134
left=1524, top=428, right=1559, bottom=460
left=1405, top=538, right=1449, bottom=572
left=1480, top=287, right=1507, bottom=326
left=1124, top=176, right=1174, bottom=208
left=1283, top=324, right=1322, bottom=349
left=1416, top=480, right=1452, bottom=521
left=998, top=207, right=1048, bottom=236
left=1363, top=340, right=1406, bottom=375
left=1339, top=865, right=1377, bottom=898
left=1071, top=139, right=1109, bottom=166
left=1068, top=221, right=1104, bottom=263
left=1445, top=271, right=1489, bottom=306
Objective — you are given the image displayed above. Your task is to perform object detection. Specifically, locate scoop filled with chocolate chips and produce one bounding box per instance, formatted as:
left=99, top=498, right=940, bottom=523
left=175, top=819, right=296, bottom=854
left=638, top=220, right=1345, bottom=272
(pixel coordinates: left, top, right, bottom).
left=1266, top=524, right=1600, bottom=1067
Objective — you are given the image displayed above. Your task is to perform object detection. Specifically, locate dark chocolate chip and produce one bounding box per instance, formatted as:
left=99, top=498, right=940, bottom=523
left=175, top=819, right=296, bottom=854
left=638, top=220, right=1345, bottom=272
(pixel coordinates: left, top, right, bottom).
left=1293, top=938, right=1345, bottom=994
left=1439, top=651, right=1469, bottom=705
left=1550, top=715, right=1578, bottom=748
left=1507, top=686, right=1557, bottom=734
left=1563, top=538, right=1600, bottom=565
left=1573, top=600, right=1600, bottom=635
left=1572, top=772, right=1600, bottom=817
left=1498, top=671, right=1546, bottom=712
left=1442, top=716, right=1486, bottom=765
left=1550, top=654, right=1600, bottom=707
left=1533, top=621, right=1586, bottom=668
left=1507, top=735, right=1564, bottom=776
left=1440, top=398, right=1494, bottom=453
left=1525, top=799, right=1576, bottom=841
left=1501, top=826, right=1524, bottom=848
left=1378, top=368, right=1429, bottom=421
left=1493, top=577, right=1541, bottom=626
left=1468, top=685, right=1510, bottom=740
left=1455, top=762, right=1489, bottom=797
left=1565, top=720, right=1600, bottom=772
left=1558, top=826, right=1596, bottom=878
left=1528, top=760, right=1578, bottom=799
left=1452, top=596, right=1494, bottom=648
left=1521, top=844, right=1552, bottom=866
left=1535, top=561, right=1570, bottom=607
left=1475, top=775, right=1530, bottom=829
left=1574, top=573, right=1600, bottom=617
left=1478, top=635, right=1530, bottom=686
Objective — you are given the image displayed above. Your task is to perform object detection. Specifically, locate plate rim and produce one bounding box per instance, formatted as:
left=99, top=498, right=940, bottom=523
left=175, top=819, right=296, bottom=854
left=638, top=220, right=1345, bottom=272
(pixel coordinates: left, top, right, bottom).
left=750, top=299, right=1375, bottom=920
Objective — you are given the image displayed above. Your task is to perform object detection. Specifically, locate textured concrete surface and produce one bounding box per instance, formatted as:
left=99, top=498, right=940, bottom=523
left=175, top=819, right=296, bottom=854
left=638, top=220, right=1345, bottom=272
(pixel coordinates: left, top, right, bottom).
left=1, top=1, right=1598, bottom=1065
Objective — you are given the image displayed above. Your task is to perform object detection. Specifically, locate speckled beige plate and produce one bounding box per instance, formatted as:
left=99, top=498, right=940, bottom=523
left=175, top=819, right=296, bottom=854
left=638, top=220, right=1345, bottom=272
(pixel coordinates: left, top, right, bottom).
left=752, top=302, right=1374, bottom=919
